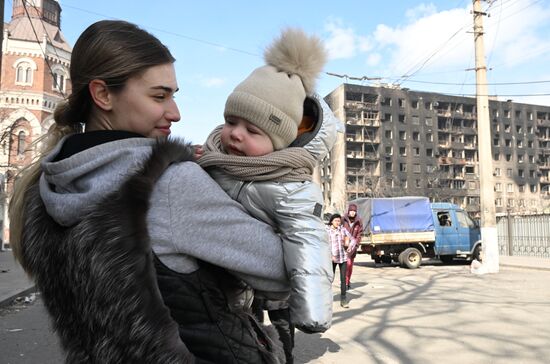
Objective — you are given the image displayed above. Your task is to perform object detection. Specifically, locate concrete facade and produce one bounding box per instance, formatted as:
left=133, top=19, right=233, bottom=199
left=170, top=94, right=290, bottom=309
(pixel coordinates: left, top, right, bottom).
left=322, top=83, right=550, bottom=217
left=0, top=0, right=71, bottom=249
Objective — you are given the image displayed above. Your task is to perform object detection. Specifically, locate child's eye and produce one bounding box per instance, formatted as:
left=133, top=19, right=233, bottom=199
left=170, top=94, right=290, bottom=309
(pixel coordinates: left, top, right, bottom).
left=247, top=128, right=259, bottom=135
left=225, top=118, right=236, bottom=125
left=154, top=95, right=166, bottom=100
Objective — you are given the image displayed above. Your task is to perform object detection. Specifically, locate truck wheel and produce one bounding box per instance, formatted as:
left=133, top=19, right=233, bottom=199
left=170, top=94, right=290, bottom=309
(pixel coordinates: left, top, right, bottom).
left=402, top=248, right=422, bottom=269
left=472, top=245, right=482, bottom=262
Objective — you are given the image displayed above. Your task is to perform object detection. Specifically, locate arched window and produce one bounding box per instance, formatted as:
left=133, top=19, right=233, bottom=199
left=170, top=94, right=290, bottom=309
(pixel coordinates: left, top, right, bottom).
left=16, top=63, right=32, bottom=84
left=52, top=66, right=68, bottom=92
left=17, top=131, right=26, bottom=155
left=13, top=58, right=37, bottom=86
left=53, top=72, right=65, bottom=92
left=25, top=67, right=32, bottom=83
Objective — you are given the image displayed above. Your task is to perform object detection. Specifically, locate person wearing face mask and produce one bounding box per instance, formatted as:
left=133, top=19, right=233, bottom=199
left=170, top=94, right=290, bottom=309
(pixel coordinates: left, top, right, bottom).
left=342, top=203, right=364, bottom=290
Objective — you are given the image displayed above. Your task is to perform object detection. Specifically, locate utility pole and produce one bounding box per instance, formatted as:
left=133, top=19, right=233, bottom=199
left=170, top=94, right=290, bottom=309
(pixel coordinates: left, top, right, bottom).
left=0, top=0, right=5, bottom=251
left=473, top=0, right=499, bottom=273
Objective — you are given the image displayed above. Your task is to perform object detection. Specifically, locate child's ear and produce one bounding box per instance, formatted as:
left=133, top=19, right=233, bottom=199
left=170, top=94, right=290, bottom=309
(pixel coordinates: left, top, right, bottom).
left=89, top=80, right=113, bottom=111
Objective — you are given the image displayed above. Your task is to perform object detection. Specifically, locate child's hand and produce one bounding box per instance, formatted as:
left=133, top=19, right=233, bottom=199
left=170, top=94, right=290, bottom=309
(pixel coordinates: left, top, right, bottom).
left=193, top=144, right=204, bottom=160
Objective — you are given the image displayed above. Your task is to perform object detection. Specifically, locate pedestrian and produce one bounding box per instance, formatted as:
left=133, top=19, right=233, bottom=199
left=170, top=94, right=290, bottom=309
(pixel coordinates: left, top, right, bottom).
left=326, top=213, right=351, bottom=308
left=9, top=20, right=290, bottom=363
left=342, top=203, right=363, bottom=290
left=197, top=28, right=337, bottom=362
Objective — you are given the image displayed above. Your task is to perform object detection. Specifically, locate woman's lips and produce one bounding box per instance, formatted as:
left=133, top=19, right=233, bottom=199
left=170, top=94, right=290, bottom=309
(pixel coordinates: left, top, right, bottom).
left=156, top=126, right=171, bottom=135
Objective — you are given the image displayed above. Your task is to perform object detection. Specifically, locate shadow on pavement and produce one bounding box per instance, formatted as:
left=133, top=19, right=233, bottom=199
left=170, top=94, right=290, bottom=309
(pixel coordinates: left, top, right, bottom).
left=294, top=332, right=340, bottom=363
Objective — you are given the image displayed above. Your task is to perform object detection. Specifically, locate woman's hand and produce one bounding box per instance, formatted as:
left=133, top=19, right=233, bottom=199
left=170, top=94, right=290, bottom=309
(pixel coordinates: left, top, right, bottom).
left=193, top=144, right=204, bottom=160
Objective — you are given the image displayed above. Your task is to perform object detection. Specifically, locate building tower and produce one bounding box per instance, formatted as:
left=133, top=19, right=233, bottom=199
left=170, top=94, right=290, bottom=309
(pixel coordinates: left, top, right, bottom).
left=0, top=0, right=71, bottom=249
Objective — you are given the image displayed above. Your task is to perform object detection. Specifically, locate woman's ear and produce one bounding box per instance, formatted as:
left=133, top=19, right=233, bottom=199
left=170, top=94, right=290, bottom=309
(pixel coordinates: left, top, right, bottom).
left=89, top=79, right=112, bottom=111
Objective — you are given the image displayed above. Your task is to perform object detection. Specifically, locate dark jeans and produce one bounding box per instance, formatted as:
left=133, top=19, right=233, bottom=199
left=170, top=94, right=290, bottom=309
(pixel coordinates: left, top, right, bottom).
left=333, top=262, right=347, bottom=297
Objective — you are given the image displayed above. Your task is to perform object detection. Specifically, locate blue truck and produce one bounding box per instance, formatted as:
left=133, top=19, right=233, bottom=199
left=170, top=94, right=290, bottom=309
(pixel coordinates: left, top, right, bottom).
left=351, top=197, right=482, bottom=269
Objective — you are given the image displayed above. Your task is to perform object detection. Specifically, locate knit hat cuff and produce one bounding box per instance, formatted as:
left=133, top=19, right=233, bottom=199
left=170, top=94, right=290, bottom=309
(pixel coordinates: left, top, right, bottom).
left=224, top=91, right=298, bottom=150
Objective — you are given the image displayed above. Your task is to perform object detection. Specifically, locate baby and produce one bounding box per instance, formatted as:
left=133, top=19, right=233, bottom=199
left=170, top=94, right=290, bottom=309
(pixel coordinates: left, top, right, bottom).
left=198, top=28, right=336, bottom=336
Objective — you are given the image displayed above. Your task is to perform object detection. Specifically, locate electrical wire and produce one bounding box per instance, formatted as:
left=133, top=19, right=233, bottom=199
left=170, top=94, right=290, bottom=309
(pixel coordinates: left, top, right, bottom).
left=59, top=2, right=261, bottom=58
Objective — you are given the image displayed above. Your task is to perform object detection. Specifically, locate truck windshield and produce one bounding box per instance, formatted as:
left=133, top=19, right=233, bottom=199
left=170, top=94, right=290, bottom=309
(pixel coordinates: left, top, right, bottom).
left=456, top=210, right=476, bottom=228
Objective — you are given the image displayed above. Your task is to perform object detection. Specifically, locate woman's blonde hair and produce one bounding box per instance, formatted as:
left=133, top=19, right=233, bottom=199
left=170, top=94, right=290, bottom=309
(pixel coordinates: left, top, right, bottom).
left=9, top=20, right=175, bottom=266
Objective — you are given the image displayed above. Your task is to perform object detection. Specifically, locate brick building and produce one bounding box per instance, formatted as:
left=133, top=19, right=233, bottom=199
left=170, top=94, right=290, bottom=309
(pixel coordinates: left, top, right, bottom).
left=0, top=0, right=71, bottom=249
left=322, top=83, right=550, bottom=217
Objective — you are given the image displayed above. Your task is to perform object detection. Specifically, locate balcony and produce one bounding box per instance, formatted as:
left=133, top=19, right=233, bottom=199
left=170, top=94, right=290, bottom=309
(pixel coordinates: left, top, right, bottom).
left=344, top=100, right=378, bottom=111
left=539, top=164, right=550, bottom=170
left=438, top=156, right=453, bottom=165
left=537, top=119, right=550, bottom=127
left=346, top=118, right=381, bottom=127
left=436, top=109, right=452, bottom=117
left=540, top=176, right=550, bottom=184
left=346, top=135, right=380, bottom=144
left=463, top=112, right=477, bottom=120
left=346, top=151, right=380, bottom=160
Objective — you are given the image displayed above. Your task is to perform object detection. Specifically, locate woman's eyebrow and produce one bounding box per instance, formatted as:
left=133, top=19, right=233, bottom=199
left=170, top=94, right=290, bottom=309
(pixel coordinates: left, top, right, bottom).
left=151, top=86, right=179, bottom=93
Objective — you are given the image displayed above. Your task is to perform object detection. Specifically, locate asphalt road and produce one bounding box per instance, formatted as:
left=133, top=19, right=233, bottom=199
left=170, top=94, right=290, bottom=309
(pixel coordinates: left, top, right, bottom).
left=1, top=256, right=549, bottom=364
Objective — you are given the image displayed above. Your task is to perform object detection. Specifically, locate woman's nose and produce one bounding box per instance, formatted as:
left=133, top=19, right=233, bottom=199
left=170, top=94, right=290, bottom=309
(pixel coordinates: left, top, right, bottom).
left=166, top=99, right=181, bottom=122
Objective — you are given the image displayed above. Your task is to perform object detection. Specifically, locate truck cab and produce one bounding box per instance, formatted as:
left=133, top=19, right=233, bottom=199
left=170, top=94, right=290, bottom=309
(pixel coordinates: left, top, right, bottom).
left=431, top=203, right=482, bottom=263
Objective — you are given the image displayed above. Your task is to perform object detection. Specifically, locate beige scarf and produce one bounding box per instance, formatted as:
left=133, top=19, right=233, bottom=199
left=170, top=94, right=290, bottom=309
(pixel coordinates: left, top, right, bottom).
left=198, top=126, right=316, bottom=182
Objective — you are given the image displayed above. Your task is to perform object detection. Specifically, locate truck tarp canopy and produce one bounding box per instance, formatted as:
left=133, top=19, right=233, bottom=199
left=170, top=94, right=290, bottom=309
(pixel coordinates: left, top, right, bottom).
left=349, top=197, right=435, bottom=235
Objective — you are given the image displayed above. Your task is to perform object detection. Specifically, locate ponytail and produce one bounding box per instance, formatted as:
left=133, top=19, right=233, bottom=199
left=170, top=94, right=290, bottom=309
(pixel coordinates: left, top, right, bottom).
left=9, top=102, right=77, bottom=268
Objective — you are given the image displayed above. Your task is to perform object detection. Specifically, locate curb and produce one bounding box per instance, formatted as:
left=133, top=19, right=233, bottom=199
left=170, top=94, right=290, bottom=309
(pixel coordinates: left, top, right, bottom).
left=0, top=285, right=37, bottom=309
left=500, top=263, right=550, bottom=272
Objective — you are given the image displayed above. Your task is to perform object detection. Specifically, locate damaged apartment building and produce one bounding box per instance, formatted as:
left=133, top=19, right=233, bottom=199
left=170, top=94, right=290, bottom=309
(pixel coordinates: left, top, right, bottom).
left=321, top=83, right=550, bottom=217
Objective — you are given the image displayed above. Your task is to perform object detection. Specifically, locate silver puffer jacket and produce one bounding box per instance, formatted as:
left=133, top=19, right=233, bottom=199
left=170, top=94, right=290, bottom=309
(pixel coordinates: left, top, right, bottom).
left=207, top=94, right=341, bottom=333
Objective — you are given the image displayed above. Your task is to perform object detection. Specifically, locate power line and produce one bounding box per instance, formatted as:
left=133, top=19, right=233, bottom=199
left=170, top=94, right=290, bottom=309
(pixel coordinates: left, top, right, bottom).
left=399, top=79, right=550, bottom=86
left=434, top=91, right=550, bottom=97
left=60, top=3, right=261, bottom=58
left=21, top=0, right=67, bottom=97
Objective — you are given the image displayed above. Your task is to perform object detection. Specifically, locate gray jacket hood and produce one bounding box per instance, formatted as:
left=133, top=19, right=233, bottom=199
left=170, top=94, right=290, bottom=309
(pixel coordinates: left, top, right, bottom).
left=40, top=137, right=156, bottom=226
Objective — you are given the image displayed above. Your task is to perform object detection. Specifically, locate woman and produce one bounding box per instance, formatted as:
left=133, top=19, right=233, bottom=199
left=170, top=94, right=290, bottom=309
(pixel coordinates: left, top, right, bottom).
left=326, top=213, right=351, bottom=308
left=10, top=20, right=287, bottom=363
left=342, top=203, right=363, bottom=290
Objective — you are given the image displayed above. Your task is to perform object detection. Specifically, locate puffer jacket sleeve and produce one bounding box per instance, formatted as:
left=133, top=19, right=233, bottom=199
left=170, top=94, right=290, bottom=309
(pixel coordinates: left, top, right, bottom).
left=269, top=181, right=333, bottom=333
left=303, top=93, right=344, bottom=161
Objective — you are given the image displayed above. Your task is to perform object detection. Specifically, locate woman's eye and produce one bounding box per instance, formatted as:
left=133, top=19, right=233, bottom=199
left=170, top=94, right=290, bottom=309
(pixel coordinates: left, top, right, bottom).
left=154, top=95, right=166, bottom=100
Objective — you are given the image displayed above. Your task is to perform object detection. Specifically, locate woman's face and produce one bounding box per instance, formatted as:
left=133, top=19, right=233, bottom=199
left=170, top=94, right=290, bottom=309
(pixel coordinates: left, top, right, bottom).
left=109, top=63, right=180, bottom=138
left=331, top=217, right=341, bottom=228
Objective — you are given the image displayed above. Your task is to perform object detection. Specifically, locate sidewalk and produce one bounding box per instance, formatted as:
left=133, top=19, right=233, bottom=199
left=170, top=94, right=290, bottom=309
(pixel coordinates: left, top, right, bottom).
left=0, top=250, right=549, bottom=309
left=0, top=250, right=35, bottom=309
left=499, top=254, right=550, bottom=271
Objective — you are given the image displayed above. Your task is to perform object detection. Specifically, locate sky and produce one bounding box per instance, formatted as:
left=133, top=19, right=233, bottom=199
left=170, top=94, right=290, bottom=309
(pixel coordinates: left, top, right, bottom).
left=7, top=0, right=550, bottom=144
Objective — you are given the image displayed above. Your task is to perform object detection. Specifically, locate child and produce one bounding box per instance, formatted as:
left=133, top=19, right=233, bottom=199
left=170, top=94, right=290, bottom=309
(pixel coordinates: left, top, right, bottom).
left=198, top=28, right=336, bottom=338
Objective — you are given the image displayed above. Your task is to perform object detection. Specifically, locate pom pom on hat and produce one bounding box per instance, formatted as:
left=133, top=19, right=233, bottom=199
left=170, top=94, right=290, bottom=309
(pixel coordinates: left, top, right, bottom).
left=224, top=28, right=327, bottom=150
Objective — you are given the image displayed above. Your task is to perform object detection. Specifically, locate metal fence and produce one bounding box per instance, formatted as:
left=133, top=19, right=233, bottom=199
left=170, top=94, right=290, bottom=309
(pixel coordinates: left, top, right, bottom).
left=497, top=214, right=550, bottom=258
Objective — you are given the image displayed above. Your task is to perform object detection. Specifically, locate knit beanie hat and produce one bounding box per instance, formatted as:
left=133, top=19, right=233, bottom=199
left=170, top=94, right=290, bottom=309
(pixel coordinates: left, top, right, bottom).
left=224, top=28, right=327, bottom=150
left=348, top=204, right=358, bottom=212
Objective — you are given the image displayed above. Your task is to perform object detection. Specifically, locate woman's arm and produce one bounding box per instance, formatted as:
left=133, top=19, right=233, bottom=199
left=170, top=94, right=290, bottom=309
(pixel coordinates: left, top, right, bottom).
left=148, top=162, right=289, bottom=293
